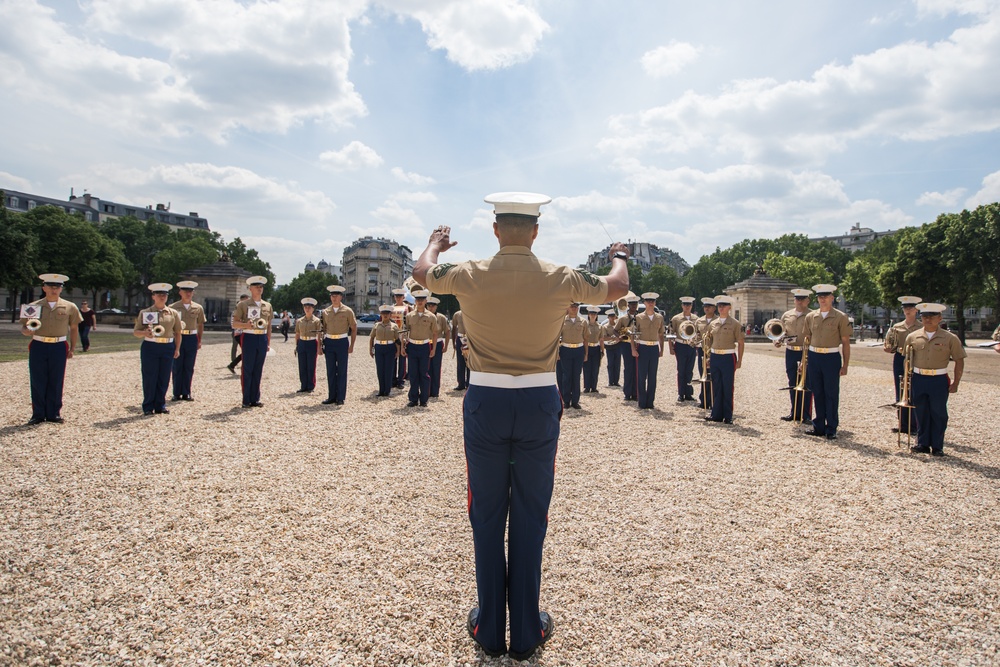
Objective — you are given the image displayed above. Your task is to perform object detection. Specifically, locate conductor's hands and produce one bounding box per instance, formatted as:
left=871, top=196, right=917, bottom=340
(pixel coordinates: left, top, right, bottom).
left=429, top=226, right=458, bottom=254
left=608, top=242, right=629, bottom=260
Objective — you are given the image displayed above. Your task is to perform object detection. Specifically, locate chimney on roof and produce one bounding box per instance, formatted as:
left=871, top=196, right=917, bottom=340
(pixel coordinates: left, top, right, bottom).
left=156, top=203, right=166, bottom=211
left=189, top=212, right=198, bottom=217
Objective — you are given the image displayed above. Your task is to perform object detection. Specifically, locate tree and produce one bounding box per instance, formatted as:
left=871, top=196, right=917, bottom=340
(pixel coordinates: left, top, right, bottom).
left=224, top=237, right=275, bottom=298
left=99, top=216, right=175, bottom=310
left=597, top=260, right=645, bottom=297
left=643, top=265, right=683, bottom=307
left=966, top=203, right=1000, bottom=326
left=0, top=193, right=37, bottom=321
left=682, top=258, right=730, bottom=300
left=270, top=270, right=336, bottom=312
left=76, top=235, right=130, bottom=307
left=762, top=253, right=831, bottom=291
left=839, top=257, right=880, bottom=325
left=152, top=234, right=220, bottom=286
left=942, top=209, right=988, bottom=344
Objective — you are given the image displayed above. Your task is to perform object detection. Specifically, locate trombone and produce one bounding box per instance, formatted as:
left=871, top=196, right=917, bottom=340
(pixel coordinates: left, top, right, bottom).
left=894, top=346, right=916, bottom=449
left=779, top=344, right=810, bottom=422
left=691, top=330, right=712, bottom=409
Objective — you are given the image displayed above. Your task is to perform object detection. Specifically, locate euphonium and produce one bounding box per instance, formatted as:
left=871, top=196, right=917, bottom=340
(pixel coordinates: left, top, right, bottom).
left=616, top=291, right=637, bottom=311
left=764, top=318, right=785, bottom=342
left=678, top=320, right=697, bottom=342
left=883, top=326, right=898, bottom=353
left=151, top=324, right=166, bottom=337
left=26, top=318, right=42, bottom=331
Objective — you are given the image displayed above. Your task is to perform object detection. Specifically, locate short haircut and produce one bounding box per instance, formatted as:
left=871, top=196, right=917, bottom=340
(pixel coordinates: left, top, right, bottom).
left=496, top=214, right=538, bottom=235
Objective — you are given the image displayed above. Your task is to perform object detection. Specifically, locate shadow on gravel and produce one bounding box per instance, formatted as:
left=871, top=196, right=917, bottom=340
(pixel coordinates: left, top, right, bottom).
left=201, top=407, right=246, bottom=422
left=0, top=424, right=30, bottom=437
left=295, top=403, right=342, bottom=414
left=815, top=431, right=891, bottom=459
left=93, top=413, right=151, bottom=429
left=949, top=443, right=980, bottom=454
left=927, top=454, right=1000, bottom=479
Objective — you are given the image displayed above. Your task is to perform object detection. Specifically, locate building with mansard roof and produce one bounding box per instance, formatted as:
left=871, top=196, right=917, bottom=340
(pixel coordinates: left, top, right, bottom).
left=341, top=236, right=413, bottom=314
left=582, top=241, right=690, bottom=276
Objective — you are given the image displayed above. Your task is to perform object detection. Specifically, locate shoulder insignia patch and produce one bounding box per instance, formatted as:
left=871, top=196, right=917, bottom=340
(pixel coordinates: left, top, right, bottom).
left=432, top=263, right=456, bottom=280
left=575, top=269, right=601, bottom=287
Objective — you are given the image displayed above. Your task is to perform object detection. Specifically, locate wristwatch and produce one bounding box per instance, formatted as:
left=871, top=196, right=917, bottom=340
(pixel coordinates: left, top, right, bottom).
left=612, top=251, right=628, bottom=261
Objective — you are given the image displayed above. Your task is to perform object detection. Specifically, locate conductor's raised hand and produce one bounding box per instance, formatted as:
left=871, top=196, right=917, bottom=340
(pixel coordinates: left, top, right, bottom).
left=429, top=226, right=458, bottom=254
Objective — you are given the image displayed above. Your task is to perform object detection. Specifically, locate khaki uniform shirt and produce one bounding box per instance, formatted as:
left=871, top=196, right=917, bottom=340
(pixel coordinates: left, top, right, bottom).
left=233, top=299, right=274, bottom=332
left=370, top=320, right=399, bottom=343
left=561, top=317, right=587, bottom=345
left=616, top=311, right=640, bottom=339
left=452, top=310, right=466, bottom=338
left=888, top=320, right=923, bottom=354
left=168, top=300, right=206, bottom=334
left=434, top=312, right=450, bottom=341
left=295, top=314, right=323, bottom=339
left=21, top=298, right=82, bottom=337
left=634, top=310, right=666, bottom=343
left=695, top=314, right=716, bottom=342
left=406, top=309, right=437, bottom=342
left=585, top=319, right=603, bottom=345
left=601, top=320, right=620, bottom=344
left=321, top=305, right=356, bottom=335
left=802, top=308, right=852, bottom=348
left=779, top=308, right=811, bottom=348
left=905, top=328, right=967, bottom=369
left=707, top=317, right=744, bottom=350
left=993, top=323, right=1000, bottom=342
left=423, top=245, right=608, bottom=375
left=671, top=311, right=698, bottom=345
left=134, top=306, right=183, bottom=337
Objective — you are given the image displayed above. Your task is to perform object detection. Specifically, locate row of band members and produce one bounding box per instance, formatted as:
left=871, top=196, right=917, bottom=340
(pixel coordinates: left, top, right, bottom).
left=19, top=274, right=983, bottom=455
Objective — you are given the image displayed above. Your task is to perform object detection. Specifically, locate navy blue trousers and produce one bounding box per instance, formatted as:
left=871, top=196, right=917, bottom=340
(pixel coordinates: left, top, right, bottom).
left=29, top=340, right=68, bottom=420
left=240, top=334, right=268, bottom=405
left=78, top=324, right=91, bottom=351
left=710, top=352, right=735, bottom=421
left=809, top=351, right=842, bottom=436
left=622, top=345, right=638, bottom=400
left=456, top=346, right=470, bottom=389
left=583, top=346, right=601, bottom=391
left=785, top=349, right=812, bottom=420
left=374, top=344, right=395, bottom=395
left=323, top=337, right=350, bottom=402
left=141, top=340, right=174, bottom=413
left=558, top=346, right=584, bottom=406
left=911, top=374, right=949, bottom=452
left=605, top=343, right=621, bottom=385
left=464, top=384, right=561, bottom=656
left=430, top=341, right=444, bottom=396
left=636, top=345, right=659, bottom=409
left=396, top=354, right=407, bottom=387
left=894, top=352, right=917, bottom=433
left=172, top=334, right=199, bottom=398
left=675, top=343, right=696, bottom=398
left=297, top=339, right=318, bottom=391
left=697, top=348, right=713, bottom=410
left=407, top=342, right=431, bottom=404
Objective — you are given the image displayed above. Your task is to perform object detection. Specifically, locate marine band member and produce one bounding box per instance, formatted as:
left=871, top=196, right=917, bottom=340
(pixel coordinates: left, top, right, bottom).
left=885, top=296, right=922, bottom=433
left=403, top=290, right=437, bottom=407
left=801, top=284, right=851, bottom=440
left=669, top=296, right=698, bottom=402
left=778, top=289, right=813, bottom=422
left=134, top=283, right=182, bottom=415
left=694, top=297, right=717, bottom=410
left=369, top=304, right=399, bottom=397
left=232, top=276, right=273, bottom=408
left=427, top=296, right=450, bottom=397
left=601, top=310, right=621, bottom=387
left=320, top=285, right=357, bottom=406
left=616, top=295, right=641, bottom=401
left=583, top=305, right=603, bottom=393
left=705, top=295, right=744, bottom=423
left=168, top=280, right=206, bottom=401
left=452, top=309, right=470, bottom=390
left=390, top=288, right=411, bottom=388
left=632, top=292, right=665, bottom=410
left=558, top=302, right=587, bottom=409
left=294, top=297, right=322, bottom=393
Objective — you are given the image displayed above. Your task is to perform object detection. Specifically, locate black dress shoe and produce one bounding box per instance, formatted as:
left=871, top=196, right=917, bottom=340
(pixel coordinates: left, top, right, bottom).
left=27, top=417, right=44, bottom=425
left=336, top=400, right=344, bottom=405
left=154, top=408, right=170, bottom=414
left=296, top=388, right=309, bottom=393
left=890, top=427, right=900, bottom=433
left=251, top=402, right=264, bottom=408
left=182, top=396, right=194, bottom=401
left=407, top=401, right=418, bottom=407
left=420, top=402, right=427, bottom=407
left=684, top=396, right=696, bottom=401
left=910, top=445, right=931, bottom=454
left=704, top=417, right=723, bottom=422
left=509, top=611, right=553, bottom=661
left=453, top=386, right=465, bottom=391
left=322, top=398, right=336, bottom=405
left=780, top=415, right=794, bottom=421
left=677, top=396, right=686, bottom=402
left=723, top=418, right=732, bottom=424
left=171, top=396, right=181, bottom=401
left=144, top=410, right=155, bottom=416
left=804, top=429, right=825, bottom=436
left=227, top=365, right=236, bottom=374
left=47, top=416, right=65, bottom=424
left=826, top=433, right=837, bottom=440
left=466, top=608, right=506, bottom=657
left=242, top=404, right=252, bottom=409
left=571, top=403, right=581, bottom=409
left=931, top=450, right=945, bottom=457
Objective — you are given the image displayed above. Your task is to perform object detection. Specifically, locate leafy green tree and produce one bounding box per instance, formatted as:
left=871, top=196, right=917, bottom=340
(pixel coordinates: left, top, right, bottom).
left=596, top=260, right=644, bottom=296
left=942, top=209, right=988, bottom=344
left=682, top=258, right=730, bottom=300
left=965, top=203, right=1000, bottom=325
left=271, top=270, right=336, bottom=312
left=0, top=193, right=38, bottom=321
left=762, top=253, right=831, bottom=292
left=643, top=265, right=683, bottom=308
left=839, top=256, right=880, bottom=325
left=20, top=206, right=106, bottom=290
left=99, top=215, right=175, bottom=310
left=76, top=235, right=130, bottom=306
left=224, top=237, right=275, bottom=298
left=152, top=234, right=219, bottom=286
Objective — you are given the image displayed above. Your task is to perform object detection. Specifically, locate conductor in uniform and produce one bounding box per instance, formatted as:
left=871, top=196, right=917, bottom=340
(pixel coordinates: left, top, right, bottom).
left=232, top=276, right=273, bottom=408
left=778, top=289, right=813, bottom=422
left=669, top=296, right=698, bottom=402
left=169, top=281, right=206, bottom=401
left=616, top=295, right=641, bottom=401
left=904, top=303, right=965, bottom=456
left=133, top=283, right=182, bottom=415
left=370, top=304, right=399, bottom=397
left=414, top=192, right=629, bottom=660
left=20, top=274, right=82, bottom=425
left=320, top=285, right=357, bottom=405
left=294, top=297, right=322, bottom=393
left=884, top=296, right=922, bottom=434
left=705, top=295, right=744, bottom=423
left=801, top=284, right=851, bottom=439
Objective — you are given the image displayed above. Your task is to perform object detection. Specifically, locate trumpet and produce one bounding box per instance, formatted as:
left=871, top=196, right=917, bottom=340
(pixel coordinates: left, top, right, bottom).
left=151, top=324, right=166, bottom=337
left=691, top=331, right=712, bottom=389
left=619, top=326, right=638, bottom=343
left=26, top=318, right=42, bottom=332
left=254, top=317, right=268, bottom=329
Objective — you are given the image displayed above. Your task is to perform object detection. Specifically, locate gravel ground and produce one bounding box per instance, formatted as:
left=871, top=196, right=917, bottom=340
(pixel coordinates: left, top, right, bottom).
left=2, top=339, right=999, bottom=666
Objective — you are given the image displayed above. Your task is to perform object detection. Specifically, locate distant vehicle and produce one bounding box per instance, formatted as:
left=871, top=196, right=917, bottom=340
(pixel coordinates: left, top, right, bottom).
left=359, top=313, right=380, bottom=322
left=97, top=308, right=125, bottom=314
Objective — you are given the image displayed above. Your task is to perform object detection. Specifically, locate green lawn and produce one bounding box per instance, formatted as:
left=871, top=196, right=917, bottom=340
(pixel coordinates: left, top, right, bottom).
left=0, top=326, right=230, bottom=363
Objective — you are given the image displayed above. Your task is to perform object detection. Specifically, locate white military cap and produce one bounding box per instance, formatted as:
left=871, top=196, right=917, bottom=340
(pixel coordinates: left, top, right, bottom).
left=898, top=295, right=921, bottom=306
left=391, top=288, right=406, bottom=296
left=569, top=301, right=581, bottom=307
left=715, top=295, right=733, bottom=305
left=812, top=283, right=837, bottom=295
left=641, top=292, right=659, bottom=300
left=301, top=297, right=317, bottom=306
left=917, top=302, right=947, bottom=315
left=246, top=275, right=268, bottom=286
left=427, top=296, right=440, bottom=305
left=679, top=296, right=695, bottom=304
left=484, top=192, right=552, bottom=218
left=586, top=305, right=601, bottom=313
left=148, top=282, right=172, bottom=293
left=39, top=273, right=69, bottom=285
left=412, top=289, right=430, bottom=299
left=791, top=288, right=812, bottom=298
left=327, top=285, right=346, bottom=294
left=701, top=297, right=717, bottom=306
left=379, top=304, right=393, bottom=313
left=177, top=280, right=198, bottom=290
left=625, top=294, right=641, bottom=303
left=605, top=309, right=617, bottom=316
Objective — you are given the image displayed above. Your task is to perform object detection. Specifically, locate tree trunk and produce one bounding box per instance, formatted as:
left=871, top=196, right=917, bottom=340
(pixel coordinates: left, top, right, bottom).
left=955, top=299, right=967, bottom=346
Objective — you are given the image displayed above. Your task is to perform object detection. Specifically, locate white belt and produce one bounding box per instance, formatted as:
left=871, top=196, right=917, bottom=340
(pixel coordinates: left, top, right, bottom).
left=711, top=348, right=736, bottom=354
left=913, top=367, right=948, bottom=376
left=469, top=371, right=557, bottom=389
left=587, top=342, right=601, bottom=347
left=561, top=342, right=584, bottom=348
left=809, top=346, right=839, bottom=353
left=244, top=329, right=267, bottom=335
left=604, top=340, right=619, bottom=345
left=786, top=345, right=803, bottom=351
left=148, top=337, right=174, bottom=344
left=637, top=340, right=660, bottom=346
left=325, top=333, right=349, bottom=339
left=181, top=329, right=197, bottom=335
left=299, top=336, right=318, bottom=341
left=408, top=338, right=431, bottom=344
left=374, top=340, right=395, bottom=345
left=32, top=335, right=67, bottom=343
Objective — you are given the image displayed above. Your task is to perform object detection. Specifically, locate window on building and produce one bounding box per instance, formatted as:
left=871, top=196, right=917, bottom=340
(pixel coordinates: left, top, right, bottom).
left=125, top=208, right=135, bottom=216
left=10, top=196, right=19, bottom=207
left=28, top=200, right=36, bottom=210
left=369, top=247, right=378, bottom=259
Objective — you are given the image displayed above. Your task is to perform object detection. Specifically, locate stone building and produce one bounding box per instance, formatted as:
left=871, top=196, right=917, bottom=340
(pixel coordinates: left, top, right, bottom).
left=341, top=237, right=413, bottom=314
left=3, top=188, right=210, bottom=231
left=809, top=222, right=895, bottom=253
left=304, top=259, right=342, bottom=282
left=724, top=268, right=801, bottom=328
left=179, top=258, right=253, bottom=325
left=583, top=241, right=690, bottom=276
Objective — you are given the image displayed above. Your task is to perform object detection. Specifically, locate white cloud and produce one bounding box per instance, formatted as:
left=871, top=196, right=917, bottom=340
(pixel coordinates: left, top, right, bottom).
left=964, top=169, right=1000, bottom=207
left=319, top=141, right=384, bottom=171
left=392, top=191, right=438, bottom=204
left=0, top=171, right=34, bottom=192
left=916, top=187, right=967, bottom=206
left=641, top=41, right=701, bottom=78
left=378, top=0, right=549, bottom=70
left=391, top=167, right=437, bottom=185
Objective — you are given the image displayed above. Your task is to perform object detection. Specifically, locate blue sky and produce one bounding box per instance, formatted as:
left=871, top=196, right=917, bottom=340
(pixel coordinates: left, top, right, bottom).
left=2, top=0, right=999, bottom=283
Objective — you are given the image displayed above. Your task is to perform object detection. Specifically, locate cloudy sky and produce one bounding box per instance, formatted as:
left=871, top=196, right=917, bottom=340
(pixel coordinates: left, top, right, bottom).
left=3, top=0, right=1000, bottom=283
